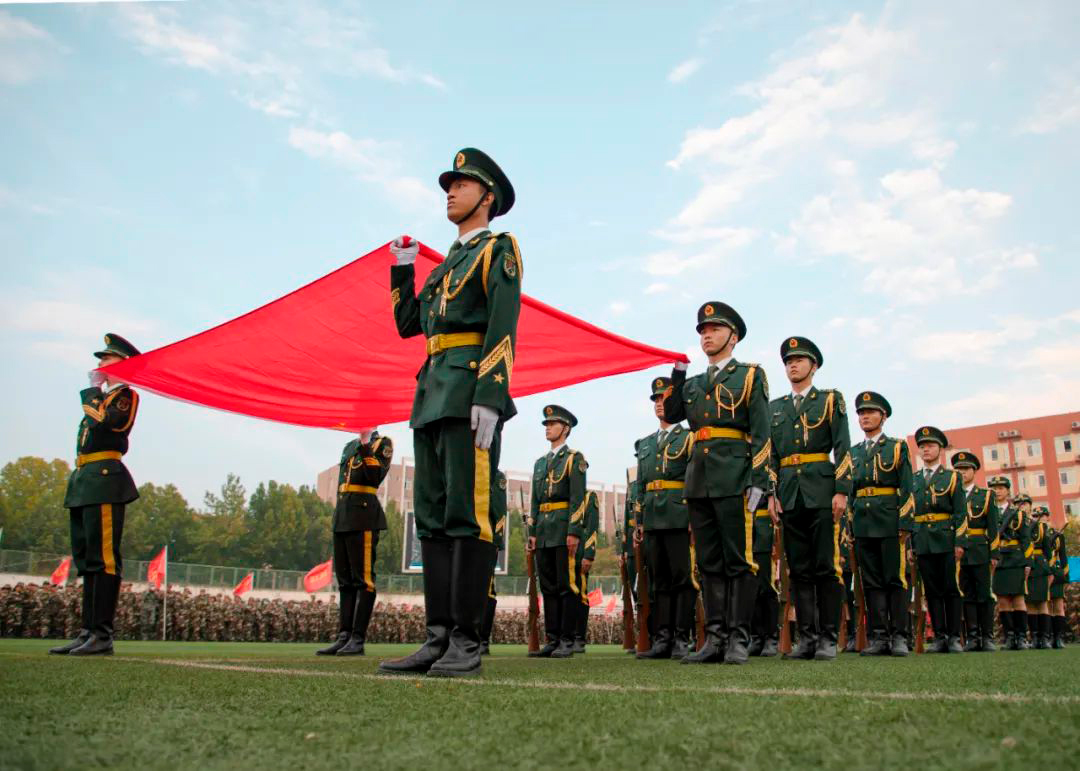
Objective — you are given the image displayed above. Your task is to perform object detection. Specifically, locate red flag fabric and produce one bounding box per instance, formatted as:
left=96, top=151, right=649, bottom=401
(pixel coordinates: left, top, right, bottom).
left=303, top=559, right=334, bottom=593
left=605, top=595, right=618, bottom=615
left=587, top=588, right=604, bottom=607
left=102, top=240, right=688, bottom=430
left=146, top=547, right=167, bottom=589
left=233, top=572, right=254, bottom=597
left=50, top=556, right=72, bottom=586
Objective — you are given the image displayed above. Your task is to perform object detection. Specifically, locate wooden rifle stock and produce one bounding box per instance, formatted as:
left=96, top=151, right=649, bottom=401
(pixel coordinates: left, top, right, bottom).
left=520, top=490, right=540, bottom=653
left=852, top=545, right=868, bottom=651
left=612, top=505, right=635, bottom=651
left=912, top=556, right=925, bottom=654
left=777, top=523, right=793, bottom=655
left=633, top=535, right=651, bottom=653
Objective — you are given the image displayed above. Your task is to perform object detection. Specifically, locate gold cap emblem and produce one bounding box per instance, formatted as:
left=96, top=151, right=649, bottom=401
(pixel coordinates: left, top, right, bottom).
left=104, top=335, right=112, bottom=344
left=455, top=152, right=466, bottom=169
left=703, top=304, right=715, bottom=316
left=862, top=393, right=870, bottom=402
left=544, top=406, right=553, bottom=416
left=654, top=379, right=663, bottom=388
left=789, top=338, right=798, bottom=348
left=921, top=428, right=930, bottom=436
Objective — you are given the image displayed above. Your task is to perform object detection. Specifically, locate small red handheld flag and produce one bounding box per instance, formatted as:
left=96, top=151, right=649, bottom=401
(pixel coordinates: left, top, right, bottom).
left=147, top=547, right=167, bottom=589
left=303, top=559, right=333, bottom=593
left=50, top=556, right=72, bottom=586
left=605, top=596, right=618, bottom=615
left=588, top=588, right=604, bottom=607
left=233, top=571, right=254, bottom=597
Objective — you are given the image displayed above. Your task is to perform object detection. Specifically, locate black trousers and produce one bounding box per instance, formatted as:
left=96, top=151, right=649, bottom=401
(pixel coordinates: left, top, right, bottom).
left=959, top=562, right=993, bottom=603
left=688, top=496, right=757, bottom=578
left=644, top=529, right=694, bottom=593
left=856, top=535, right=907, bottom=591
left=780, top=501, right=841, bottom=585
left=333, top=530, right=379, bottom=634
left=917, top=552, right=961, bottom=599
left=69, top=503, right=125, bottom=577
left=751, top=550, right=779, bottom=640
left=536, top=544, right=577, bottom=640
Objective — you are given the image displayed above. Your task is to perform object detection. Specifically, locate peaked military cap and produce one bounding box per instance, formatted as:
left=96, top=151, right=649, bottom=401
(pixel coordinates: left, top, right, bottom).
left=439, top=147, right=515, bottom=218
left=915, top=425, right=947, bottom=447
left=695, top=301, right=746, bottom=338
left=951, top=451, right=980, bottom=471
left=542, top=404, right=577, bottom=428
left=650, top=377, right=672, bottom=401
left=987, top=475, right=1011, bottom=488
left=1013, top=493, right=1032, bottom=505
left=781, top=336, right=823, bottom=367
left=94, top=333, right=140, bottom=360
left=1033, top=505, right=1050, bottom=518
left=855, top=390, right=891, bottom=416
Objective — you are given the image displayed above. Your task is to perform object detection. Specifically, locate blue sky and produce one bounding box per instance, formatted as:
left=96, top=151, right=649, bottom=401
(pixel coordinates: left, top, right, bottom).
left=2, top=0, right=1078, bottom=507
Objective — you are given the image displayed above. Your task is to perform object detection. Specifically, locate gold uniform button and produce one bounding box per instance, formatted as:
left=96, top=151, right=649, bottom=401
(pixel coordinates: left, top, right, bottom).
left=705, top=394, right=711, bottom=400
left=469, top=361, right=478, bottom=369
left=101, top=469, right=109, bottom=475
left=703, top=448, right=709, bottom=455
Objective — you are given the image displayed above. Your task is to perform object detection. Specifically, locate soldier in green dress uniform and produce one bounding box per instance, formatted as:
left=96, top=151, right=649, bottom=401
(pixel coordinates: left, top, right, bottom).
left=381, top=148, right=521, bottom=678
left=1048, top=522, right=1069, bottom=648
left=50, top=334, right=141, bottom=657
left=951, top=451, right=1000, bottom=652
left=1025, top=506, right=1055, bottom=649
left=749, top=500, right=779, bottom=657
left=767, top=337, right=853, bottom=661
left=911, top=426, right=967, bottom=653
left=635, top=377, right=696, bottom=660
left=993, top=486, right=1032, bottom=649
left=662, top=302, right=771, bottom=665
left=527, top=406, right=588, bottom=658
left=318, top=431, right=393, bottom=656
left=480, top=471, right=508, bottom=655
left=573, top=490, right=599, bottom=653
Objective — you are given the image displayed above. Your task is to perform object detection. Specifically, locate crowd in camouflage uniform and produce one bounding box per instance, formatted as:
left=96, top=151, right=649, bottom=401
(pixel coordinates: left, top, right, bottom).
left=1, top=581, right=632, bottom=644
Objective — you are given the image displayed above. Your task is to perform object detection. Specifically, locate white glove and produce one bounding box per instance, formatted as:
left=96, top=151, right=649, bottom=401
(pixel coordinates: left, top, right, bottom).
left=471, top=405, right=499, bottom=450
left=745, top=486, right=764, bottom=514
left=88, top=370, right=106, bottom=388
left=390, top=235, right=418, bottom=266
left=673, top=361, right=688, bottom=372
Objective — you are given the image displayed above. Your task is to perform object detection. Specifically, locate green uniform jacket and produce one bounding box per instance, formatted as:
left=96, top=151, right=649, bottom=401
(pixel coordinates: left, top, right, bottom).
left=995, top=507, right=1032, bottom=570
left=850, top=435, right=915, bottom=538
left=390, top=231, right=523, bottom=428
left=956, top=486, right=1000, bottom=566
left=576, top=490, right=599, bottom=562
left=911, top=466, right=966, bottom=555
left=768, top=387, right=853, bottom=511
left=1049, top=530, right=1069, bottom=596
left=493, top=472, right=507, bottom=552
left=64, top=386, right=140, bottom=508
left=636, top=425, right=691, bottom=531
left=752, top=507, right=774, bottom=553
left=529, top=445, right=588, bottom=548
left=662, top=360, right=771, bottom=498
left=1029, top=521, right=1054, bottom=578
left=333, top=434, right=393, bottom=532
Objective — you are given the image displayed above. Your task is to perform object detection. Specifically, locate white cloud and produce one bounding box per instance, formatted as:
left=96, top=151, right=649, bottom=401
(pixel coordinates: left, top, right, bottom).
left=0, top=9, right=65, bottom=85
left=643, top=227, right=757, bottom=276
left=1021, top=78, right=1080, bottom=134
left=644, top=282, right=670, bottom=295
left=668, top=57, right=703, bottom=84
left=608, top=301, right=629, bottom=316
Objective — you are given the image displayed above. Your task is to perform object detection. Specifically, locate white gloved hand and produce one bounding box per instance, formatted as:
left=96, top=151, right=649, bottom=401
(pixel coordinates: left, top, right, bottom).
left=389, top=235, right=418, bottom=266
left=88, top=370, right=106, bottom=388
left=673, top=361, right=688, bottom=372
left=471, top=404, right=499, bottom=450
left=745, top=486, right=764, bottom=514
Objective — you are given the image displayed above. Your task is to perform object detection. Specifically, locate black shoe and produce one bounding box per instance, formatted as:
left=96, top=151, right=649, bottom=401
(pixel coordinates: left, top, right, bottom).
left=480, top=641, right=491, bottom=656
left=550, top=638, right=575, bottom=658
left=683, top=576, right=728, bottom=664
left=759, top=637, right=779, bottom=657
left=963, top=635, right=981, bottom=652
left=843, top=636, right=857, bottom=653
left=637, top=629, right=673, bottom=659
left=982, top=634, right=998, bottom=652
left=1052, top=616, right=1066, bottom=649
left=671, top=634, right=691, bottom=661
left=336, top=634, right=365, bottom=656
left=747, top=636, right=764, bottom=657
left=683, top=638, right=725, bottom=663
left=428, top=538, right=494, bottom=678
left=813, top=581, right=841, bottom=661
left=861, top=634, right=890, bottom=656
left=69, top=635, right=114, bottom=656
left=947, top=636, right=964, bottom=654
left=725, top=575, right=756, bottom=665
left=572, top=637, right=586, bottom=654
left=784, top=583, right=818, bottom=660
left=530, top=638, right=558, bottom=658
left=49, top=630, right=91, bottom=655
left=316, top=631, right=350, bottom=656
left=928, top=636, right=948, bottom=653
left=889, top=634, right=909, bottom=657
left=380, top=539, right=452, bottom=674
left=1004, top=632, right=1019, bottom=651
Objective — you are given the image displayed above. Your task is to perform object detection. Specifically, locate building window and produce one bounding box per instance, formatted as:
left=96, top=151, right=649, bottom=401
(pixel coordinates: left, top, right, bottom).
left=990, top=448, right=999, bottom=461
left=1062, top=469, right=1076, bottom=486
left=1018, top=475, right=1028, bottom=491
left=1065, top=439, right=1073, bottom=452
left=1026, top=439, right=1041, bottom=458
left=1037, top=474, right=1046, bottom=488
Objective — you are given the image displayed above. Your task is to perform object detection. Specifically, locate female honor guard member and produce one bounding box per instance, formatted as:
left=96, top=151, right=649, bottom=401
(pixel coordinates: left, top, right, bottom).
left=317, top=430, right=392, bottom=656
left=993, top=488, right=1033, bottom=650
left=951, top=451, right=999, bottom=652
left=1025, top=506, right=1055, bottom=649
left=382, top=148, right=521, bottom=678
left=1048, top=523, right=1069, bottom=649
left=50, top=334, right=140, bottom=657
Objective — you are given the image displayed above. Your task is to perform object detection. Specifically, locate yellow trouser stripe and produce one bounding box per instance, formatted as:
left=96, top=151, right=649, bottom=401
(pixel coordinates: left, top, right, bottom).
left=488, top=575, right=496, bottom=600
left=77, top=451, right=122, bottom=467
left=362, top=531, right=374, bottom=592
left=899, top=536, right=908, bottom=590
left=956, top=558, right=963, bottom=597
left=102, top=503, right=116, bottom=575
left=856, top=486, right=898, bottom=498
left=580, top=572, right=589, bottom=606
left=832, top=520, right=843, bottom=582
left=743, top=500, right=758, bottom=575
left=474, top=447, right=493, bottom=544
left=568, top=553, right=579, bottom=595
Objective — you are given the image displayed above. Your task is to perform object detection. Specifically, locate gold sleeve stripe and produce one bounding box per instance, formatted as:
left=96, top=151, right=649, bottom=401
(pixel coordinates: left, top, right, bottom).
left=478, top=335, right=514, bottom=381
left=584, top=533, right=597, bottom=550
left=835, top=452, right=852, bottom=479
left=899, top=495, right=915, bottom=520
left=956, top=520, right=968, bottom=537
left=752, top=438, right=771, bottom=469
left=495, top=518, right=506, bottom=534
left=83, top=404, right=106, bottom=422
left=570, top=500, right=586, bottom=524
left=989, top=535, right=1000, bottom=551
left=1024, top=543, right=1034, bottom=558
left=391, top=288, right=401, bottom=309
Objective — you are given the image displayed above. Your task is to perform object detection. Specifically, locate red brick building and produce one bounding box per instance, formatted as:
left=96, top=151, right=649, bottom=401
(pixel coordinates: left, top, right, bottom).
left=905, top=411, right=1080, bottom=528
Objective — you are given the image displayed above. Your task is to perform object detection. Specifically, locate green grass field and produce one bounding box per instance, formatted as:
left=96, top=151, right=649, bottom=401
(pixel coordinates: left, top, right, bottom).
left=2, top=639, right=1078, bottom=770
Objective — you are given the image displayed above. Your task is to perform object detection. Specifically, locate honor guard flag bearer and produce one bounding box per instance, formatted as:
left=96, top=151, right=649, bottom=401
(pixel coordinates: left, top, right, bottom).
left=380, top=148, right=521, bottom=678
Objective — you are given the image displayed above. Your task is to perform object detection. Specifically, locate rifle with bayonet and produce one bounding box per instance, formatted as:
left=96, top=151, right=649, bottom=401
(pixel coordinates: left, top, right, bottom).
left=519, top=488, right=540, bottom=654
left=612, top=502, right=635, bottom=652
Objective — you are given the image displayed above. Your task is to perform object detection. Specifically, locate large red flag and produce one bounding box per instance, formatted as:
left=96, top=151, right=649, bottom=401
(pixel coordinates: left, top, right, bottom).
left=303, top=559, right=333, bottom=593
left=233, top=571, right=254, bottom=597
left=146, top=547, right=167, bottom=589
left=587, top=588, right=604, bottom=607
left=102, top=240, right=687, bottom=430
left=50, top=556, right=72, bottom=586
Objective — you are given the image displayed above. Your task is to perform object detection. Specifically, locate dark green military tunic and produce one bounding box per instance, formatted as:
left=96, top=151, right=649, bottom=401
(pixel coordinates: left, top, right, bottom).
left=993, top=507, right=1032, bottom=597
left=956, top=484, right=999, bottom=602
left=1025, top=520, right=1054, bottom=604
left=390, top=230, right=522, bottom=542
left=1049, top=529, right=1069, bottom=600
left=850, top=434, right=914, bottom=591
left=911, top=465, right=966, bottom=598
left=332, top=434, right=393, bottom=603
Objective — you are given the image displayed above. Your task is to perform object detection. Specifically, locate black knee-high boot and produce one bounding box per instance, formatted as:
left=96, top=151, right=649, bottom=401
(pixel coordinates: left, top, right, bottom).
left=50, top=573, right=94, bottom=655
left=71, top=573, right=119, bottom=656
left=338, top=590, right=376, bottom=655
left=1013, top=611, right=1030, bottom=650
left=429, top=538, right=495, bottom=676
left=480, top=597, right=497, bottom=654
left=379, top=538, right=452, bottom=673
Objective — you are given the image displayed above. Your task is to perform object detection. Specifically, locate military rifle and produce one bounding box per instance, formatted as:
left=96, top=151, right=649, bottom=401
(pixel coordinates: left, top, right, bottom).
left=611, top=502, right=635, bottom=652
left=911, top=553, right=925, bottom=654
left=519, top=488, right=540, bottom=654
left=776, top=522, right=793, bottom=654
left=633, top=522, right=651, bottom=654
left=843, top=514, right=868, bottom=651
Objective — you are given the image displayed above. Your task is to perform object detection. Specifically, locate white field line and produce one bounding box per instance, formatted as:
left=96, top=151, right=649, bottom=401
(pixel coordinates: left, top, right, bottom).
left=120, top=657, right=1080, bottom=706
